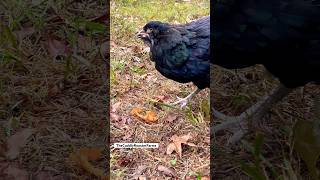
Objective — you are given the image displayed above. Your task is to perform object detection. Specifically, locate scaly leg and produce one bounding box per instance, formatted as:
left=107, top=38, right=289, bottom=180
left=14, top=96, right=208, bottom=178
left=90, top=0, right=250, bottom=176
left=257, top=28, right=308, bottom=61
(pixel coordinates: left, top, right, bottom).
left=171, top=88, right=202, bottom=108
left=212, top=83, right=292, bottom=144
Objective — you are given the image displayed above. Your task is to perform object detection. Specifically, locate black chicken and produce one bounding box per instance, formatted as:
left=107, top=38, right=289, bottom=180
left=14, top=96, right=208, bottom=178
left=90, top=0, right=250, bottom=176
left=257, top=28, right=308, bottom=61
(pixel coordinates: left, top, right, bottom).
left=137, top=16, right=210, bottom=108
left=212, top=0, right=320, bottom=144
left=137, top=0, right=320, bottom=144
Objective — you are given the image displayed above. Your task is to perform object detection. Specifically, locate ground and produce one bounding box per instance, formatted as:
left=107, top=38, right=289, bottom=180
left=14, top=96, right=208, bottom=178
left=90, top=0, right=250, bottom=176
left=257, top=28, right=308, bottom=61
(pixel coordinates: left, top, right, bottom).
left=212, top=64, right=320, bottom=179
left=1, top=0, right=319, bottom=179
left=1, top=0, right=108, bottom=179
left=110, top=0, right=210, bottom=179
left=110, top=0, right=320, bottom=179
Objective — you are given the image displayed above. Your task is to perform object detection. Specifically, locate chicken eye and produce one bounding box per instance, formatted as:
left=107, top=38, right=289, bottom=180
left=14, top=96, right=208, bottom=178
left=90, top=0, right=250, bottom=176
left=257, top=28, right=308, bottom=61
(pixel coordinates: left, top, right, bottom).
left=147, top=28, right=153, bottom=34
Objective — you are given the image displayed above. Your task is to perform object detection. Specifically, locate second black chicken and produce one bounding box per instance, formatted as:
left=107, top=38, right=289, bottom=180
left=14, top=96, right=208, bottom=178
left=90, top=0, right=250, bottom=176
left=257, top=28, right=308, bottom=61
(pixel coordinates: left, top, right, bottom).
left=137, top=16, right=210, bottom=108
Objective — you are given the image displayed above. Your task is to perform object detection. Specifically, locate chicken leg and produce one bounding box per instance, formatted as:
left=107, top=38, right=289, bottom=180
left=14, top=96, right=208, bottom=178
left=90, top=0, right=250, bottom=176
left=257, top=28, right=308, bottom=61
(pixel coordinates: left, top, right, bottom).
left=212, top=83, right=292, bottom=144
left=171, top=88, right=202, bottom=108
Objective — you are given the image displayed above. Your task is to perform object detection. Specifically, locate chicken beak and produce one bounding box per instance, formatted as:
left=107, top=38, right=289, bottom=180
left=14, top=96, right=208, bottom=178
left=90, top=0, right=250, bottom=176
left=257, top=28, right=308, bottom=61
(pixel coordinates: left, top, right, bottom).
left=136, top=30, right=149, bottom=39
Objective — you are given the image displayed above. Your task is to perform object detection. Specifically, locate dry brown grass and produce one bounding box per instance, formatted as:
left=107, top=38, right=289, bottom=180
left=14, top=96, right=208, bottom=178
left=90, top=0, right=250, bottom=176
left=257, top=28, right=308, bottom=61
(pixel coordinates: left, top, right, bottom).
left=110, top=0, right=210, bottom=179
left=1, top=0, right=108, bottom=179
left=212, top=65, right=320, bottom=179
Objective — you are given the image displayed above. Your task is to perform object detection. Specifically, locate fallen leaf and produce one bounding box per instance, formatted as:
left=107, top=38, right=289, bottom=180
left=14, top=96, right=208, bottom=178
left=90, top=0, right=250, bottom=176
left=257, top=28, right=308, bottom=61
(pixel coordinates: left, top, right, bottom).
left=157, top=165, right=176, bottom=177
left=132, top=165, right=147, bottom=178
left=69, top=147, right=107, bottom=179
left=6, top=128, right=34, bottom=159
left=165, top=113, right=178, bottom=123
left=166, top=133, right=196, bottom=158
left=154, top=95, right=167, bottom=101
left=166, top=143, right=176, bottom=155
left=131, top=108, right=158, bottom=123
left=46, top=35, right=70, bottom=59
left=4, top=166, right=28, bottom=180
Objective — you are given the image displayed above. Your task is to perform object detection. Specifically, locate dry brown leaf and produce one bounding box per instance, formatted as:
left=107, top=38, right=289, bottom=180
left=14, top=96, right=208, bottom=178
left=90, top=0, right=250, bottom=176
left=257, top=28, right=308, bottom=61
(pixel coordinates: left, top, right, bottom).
left=166, top=133, right=196, bottom=158
left=154, top=95, right=166, bottom=101
left=4, top=166, right=28, bottom=180
left=46, top=35, right=69, bottom=59
left=166, top=143, right=176, bottom=155
left=132, top=165, right=147, bottom=178
left=6, top=128, right=34, bottom=159
left=131, top=108, right=158, bottom=123
left=165, top=113, right=178, bottom=123
left=157, top=165, right=176, bottom=177
left=152, top=95, right=169, bottom=104
left=69, top=147, right=106, bottom=179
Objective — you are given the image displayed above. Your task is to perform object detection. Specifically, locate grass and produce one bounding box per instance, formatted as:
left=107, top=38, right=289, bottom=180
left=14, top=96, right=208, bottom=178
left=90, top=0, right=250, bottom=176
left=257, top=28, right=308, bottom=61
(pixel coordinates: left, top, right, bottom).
left=110, top=0, right=210, bottom=179
left=0, top=0, right=108, bottom=178
left=2, top=0, right=318, bottom=179
left=212, top=64, right=320, bottom=179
